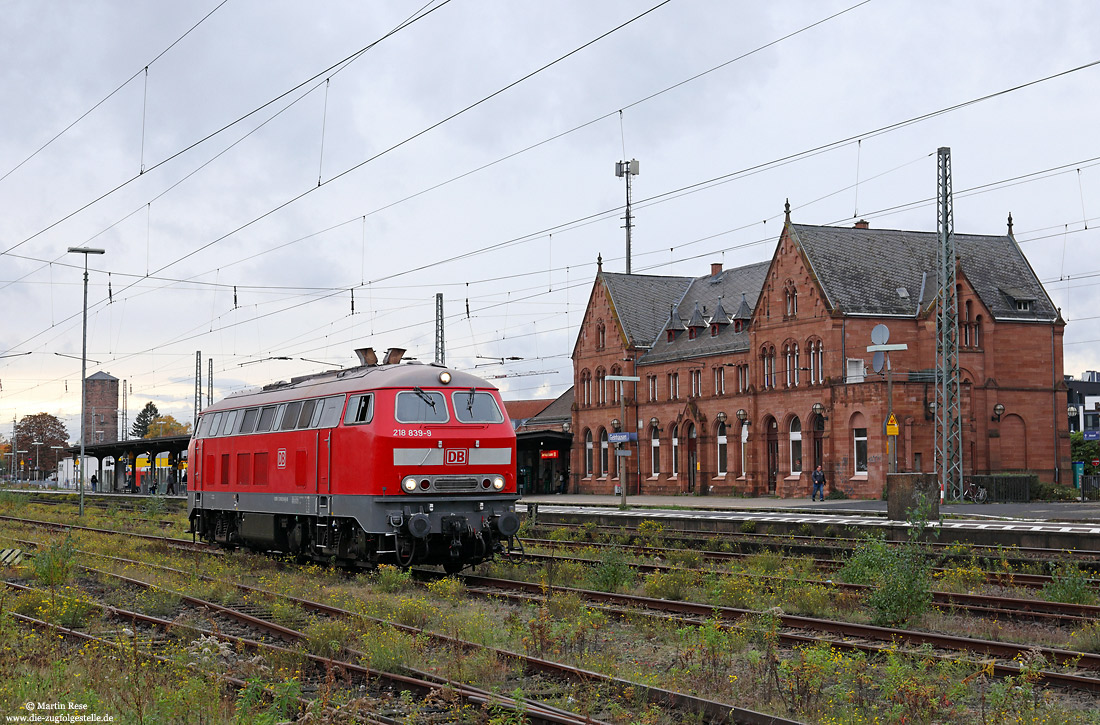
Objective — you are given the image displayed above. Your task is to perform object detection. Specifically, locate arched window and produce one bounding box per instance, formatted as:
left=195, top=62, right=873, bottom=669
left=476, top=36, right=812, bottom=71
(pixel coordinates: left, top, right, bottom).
left=789, top=417, right=802, bottom=474
left=650, top=426, right=661, bottom=475
left=599, top=428, right=609, bottom=476
left=785, top=344, right=793, bottom=387
left=584, top=430, right=593, bottom=477
left=671, top=424, right=680, bottom=475
left=974, top=315, right=982, bottom=348
left=595, top=368, right=606, bottom=406
left=581, top=370, right=592, bottom=407
left=808, top=339, right=824, bottom=384
left=596, top=321, right=606, bottom=349
left=716, top=422, right=728, bottom=475
left=610, top=365, right=621, bottom=404
left=963, top=301, right=972, bottom=347
left=793, top=343, right=800, bottom=387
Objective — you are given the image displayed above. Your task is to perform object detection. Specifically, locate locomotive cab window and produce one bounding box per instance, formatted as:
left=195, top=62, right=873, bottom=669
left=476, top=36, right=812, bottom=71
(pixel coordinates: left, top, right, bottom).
left=395, top=389, right=449, bottom=423
left=255, top=406, right=277, bottom=433
left=238, top=407, right=260, bottom=435
left=452, top=390, right=504, bottom=423
left=344, top=394, right=374, bottom=425
left=208, top=412, right=224, bottom=437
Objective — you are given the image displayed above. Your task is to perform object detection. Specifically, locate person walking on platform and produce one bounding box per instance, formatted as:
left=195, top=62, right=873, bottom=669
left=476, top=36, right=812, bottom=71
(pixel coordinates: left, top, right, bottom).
left=811, top=465, right=826, bottom=501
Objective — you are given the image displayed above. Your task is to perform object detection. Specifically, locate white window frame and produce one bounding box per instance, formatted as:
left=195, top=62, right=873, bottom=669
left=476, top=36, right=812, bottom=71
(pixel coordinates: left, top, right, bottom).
left=714, top=367, right=724, bottom=395
left=789, top=417, right=802, bottom=474
left=854, top=427, right=868, bottom=473
left=585, top=430, right=593, bottom=477
left=846, top=358, right=865, bottom=384
left=716, top=422, right=728, bottom=475
left=650, top=427, right=660, bottom=475
left=671, top=425, right=680, bottom=475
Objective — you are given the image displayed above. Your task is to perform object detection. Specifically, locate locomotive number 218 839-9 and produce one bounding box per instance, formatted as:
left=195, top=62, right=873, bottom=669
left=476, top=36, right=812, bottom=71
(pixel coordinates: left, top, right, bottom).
left=393, top=428, right=432, bottom=437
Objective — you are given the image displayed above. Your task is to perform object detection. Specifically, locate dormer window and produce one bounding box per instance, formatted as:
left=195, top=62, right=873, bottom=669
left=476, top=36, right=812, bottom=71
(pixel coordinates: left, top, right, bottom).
left=1016, top=300, right=1031, bottom=312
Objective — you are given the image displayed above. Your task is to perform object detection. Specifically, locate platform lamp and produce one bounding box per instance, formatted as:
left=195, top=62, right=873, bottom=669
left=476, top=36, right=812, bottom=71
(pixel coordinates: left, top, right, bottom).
left=68, top=246, right=105, bottom=517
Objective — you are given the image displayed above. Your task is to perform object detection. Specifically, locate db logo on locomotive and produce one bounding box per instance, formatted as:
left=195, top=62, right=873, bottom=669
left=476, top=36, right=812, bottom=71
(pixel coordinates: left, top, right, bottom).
left=445, top=448, right=468, bottom=465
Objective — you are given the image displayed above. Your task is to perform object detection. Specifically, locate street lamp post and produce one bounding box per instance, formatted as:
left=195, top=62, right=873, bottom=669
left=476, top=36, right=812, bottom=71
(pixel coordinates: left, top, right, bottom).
left=68, top=246, right=105, bottom=516
left=51, top=445, right=65, bottom=486
left=32, top=441, right=42, bottom=483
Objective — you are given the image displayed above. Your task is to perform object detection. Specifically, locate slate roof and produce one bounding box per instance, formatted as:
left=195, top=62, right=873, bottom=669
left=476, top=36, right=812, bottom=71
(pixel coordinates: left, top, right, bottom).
left=601, top=273, right=693, bottom=347
left=791, top=224, right=1058, bottom=321
left=87, top=371, right=118, bottom=381
left=638, top=260, right=771, bottom=365
left=525, top=386, right=574, bottom=426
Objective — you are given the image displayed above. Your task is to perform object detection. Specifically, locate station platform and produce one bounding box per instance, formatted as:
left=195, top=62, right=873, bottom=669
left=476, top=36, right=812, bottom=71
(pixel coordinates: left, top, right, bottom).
left=519, top=493, right=1100, bottom=523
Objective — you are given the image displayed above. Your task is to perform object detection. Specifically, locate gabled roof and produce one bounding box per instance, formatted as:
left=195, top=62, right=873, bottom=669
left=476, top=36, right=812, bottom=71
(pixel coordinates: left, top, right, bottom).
left=686, top=302, right=708, bottom=329
left=791, top=224, right=1057, bottom=321
left=87, top=371, right=118, bottom=381
left=601, top=272, right=693, bottom=347
left=503, top=399, right=555, bottom=422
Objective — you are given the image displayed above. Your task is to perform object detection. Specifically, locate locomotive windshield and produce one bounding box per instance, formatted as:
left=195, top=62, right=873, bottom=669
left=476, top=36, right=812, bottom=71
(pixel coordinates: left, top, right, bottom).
left=395, top=389, right=449, bottom=423
left=452, top=390, right=504, bottom=423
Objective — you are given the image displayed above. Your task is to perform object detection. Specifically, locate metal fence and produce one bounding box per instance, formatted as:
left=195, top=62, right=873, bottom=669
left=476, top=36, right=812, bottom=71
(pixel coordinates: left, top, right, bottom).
left=965, top=474, right=1034, bottom=503
left=1083, top=475, right=1100, bottom=502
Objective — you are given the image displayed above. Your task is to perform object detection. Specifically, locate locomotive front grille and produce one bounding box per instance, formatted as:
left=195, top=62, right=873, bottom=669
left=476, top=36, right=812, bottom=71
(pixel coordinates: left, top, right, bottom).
left=433, top=476, right=479, bottom=492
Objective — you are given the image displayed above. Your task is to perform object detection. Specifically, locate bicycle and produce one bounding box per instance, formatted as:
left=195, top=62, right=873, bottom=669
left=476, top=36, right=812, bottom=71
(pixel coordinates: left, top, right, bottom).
left=961, top=479, right=988, bottom=504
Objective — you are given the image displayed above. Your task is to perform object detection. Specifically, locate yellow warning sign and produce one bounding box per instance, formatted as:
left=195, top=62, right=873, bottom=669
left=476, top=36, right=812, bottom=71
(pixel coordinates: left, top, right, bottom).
left=886, top=413, right=899, bottom=436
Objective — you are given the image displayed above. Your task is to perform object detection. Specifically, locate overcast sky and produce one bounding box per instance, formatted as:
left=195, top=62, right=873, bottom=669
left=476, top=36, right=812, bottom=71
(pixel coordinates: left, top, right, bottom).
left=2, top=0, right=1099, bottom=442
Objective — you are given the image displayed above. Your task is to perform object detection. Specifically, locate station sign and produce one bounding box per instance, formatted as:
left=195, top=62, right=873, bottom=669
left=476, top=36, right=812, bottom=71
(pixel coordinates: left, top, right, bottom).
left=1084, top=430, right=1100, bottom=441
left=614, top=449, right=633, bottom=457
left=539, top=450, right=559, bottom=459
left=608, top=432, right=637, bottom=443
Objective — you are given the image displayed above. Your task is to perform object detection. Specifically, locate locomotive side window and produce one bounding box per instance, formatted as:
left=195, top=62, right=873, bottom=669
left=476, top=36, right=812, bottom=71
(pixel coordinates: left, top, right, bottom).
left=395, top=390, right=449, bottom=423
left=271, top=404, right=287, bottom=431
left=452, top=390, right=504, bottom=423
left=344, top=394, right=374, bottom=425
left=317, top=395, right=346, bottom=427
left=281, top=401, right=302, bottom=431
left=297, top=399, right=317, bottom=428
left=255, top=406, right=277, bottom=432
left=221, top=410, right=239, bottom=436
left=238, top=408, right=260, bottom=434
left=208, top=412, right=224, bottom=437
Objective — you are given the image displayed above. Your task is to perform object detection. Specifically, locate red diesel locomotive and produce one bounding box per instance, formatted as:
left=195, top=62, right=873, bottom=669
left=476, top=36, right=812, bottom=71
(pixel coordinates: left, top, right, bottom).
left=187, top=348, right=521, bottom=571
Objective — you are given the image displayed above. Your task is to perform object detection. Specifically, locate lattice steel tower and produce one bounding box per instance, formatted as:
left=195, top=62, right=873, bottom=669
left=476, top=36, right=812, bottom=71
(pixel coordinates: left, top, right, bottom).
left=434, top=293, right=445, bottom=365
left=194, top=351, right=202, bottom=428
left=935, top=147, right=963, bottom=498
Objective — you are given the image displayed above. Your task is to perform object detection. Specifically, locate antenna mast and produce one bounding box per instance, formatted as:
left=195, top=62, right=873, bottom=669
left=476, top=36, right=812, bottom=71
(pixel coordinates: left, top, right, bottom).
left=935, top=147, right=963, bottom=498
left=208, top=358, right=213, bottom=406
left=615, top=159, right=639, bottom=273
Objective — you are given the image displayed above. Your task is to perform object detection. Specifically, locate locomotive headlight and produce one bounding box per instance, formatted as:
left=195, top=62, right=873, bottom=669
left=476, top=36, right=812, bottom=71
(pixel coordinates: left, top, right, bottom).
left=491, top=475, right=505, bottom=490
left=402, top=476, right=418, bottom=493
left=438, top=371, right=452, bottom=384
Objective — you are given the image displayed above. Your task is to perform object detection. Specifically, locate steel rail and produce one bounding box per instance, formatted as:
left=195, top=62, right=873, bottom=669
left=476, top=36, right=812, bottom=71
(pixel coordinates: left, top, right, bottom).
left=7, top=536, right=795, bottom=725
left=513, top=549, right=1100, bottom=625
left=3, top=579, right=591, bottom=725
left=448, top=572, right=1100, bottom=693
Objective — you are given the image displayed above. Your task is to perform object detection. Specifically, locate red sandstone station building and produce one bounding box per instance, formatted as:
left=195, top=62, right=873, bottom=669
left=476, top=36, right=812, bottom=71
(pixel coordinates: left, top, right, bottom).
left=570, top=207, right=1069, bottom=498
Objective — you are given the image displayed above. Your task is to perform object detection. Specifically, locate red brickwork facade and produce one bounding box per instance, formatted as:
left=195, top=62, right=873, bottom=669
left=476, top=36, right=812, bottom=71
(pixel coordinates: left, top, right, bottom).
left=571, top=218, right=1069, bottom=499
left=83, top=372, right=119, bottom=445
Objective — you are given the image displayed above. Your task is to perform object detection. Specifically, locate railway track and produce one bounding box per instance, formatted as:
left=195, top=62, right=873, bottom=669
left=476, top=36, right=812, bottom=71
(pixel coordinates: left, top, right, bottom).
left=528, top=520, right=1100, bottom=572
left=6, top=504, right=1100, bottom=719
left=5, top=535, right=798, bottom=725
left=447, top=571, right=1100, bottom=694
left=5, top=578, right=586, bottom=725
left=520, top=535, right=1096, bottom=590
left=512, top=547, right=1100, bottom=625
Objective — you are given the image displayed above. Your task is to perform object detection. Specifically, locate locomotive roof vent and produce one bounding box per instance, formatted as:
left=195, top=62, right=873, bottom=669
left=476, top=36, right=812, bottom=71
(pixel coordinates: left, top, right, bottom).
left=354, top=347, right=378, bottom=366
left=383, top=347, right=406, bottom=365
